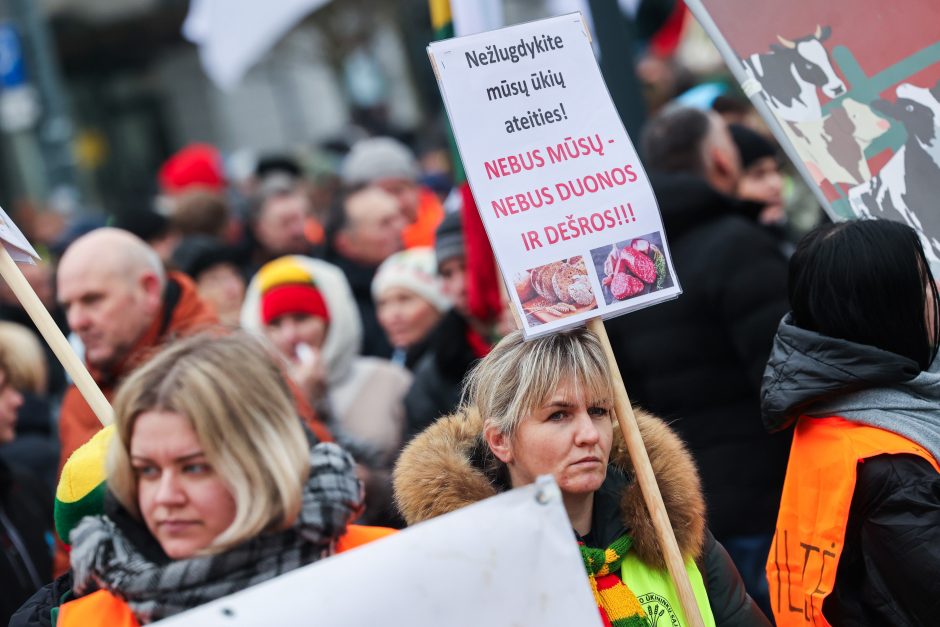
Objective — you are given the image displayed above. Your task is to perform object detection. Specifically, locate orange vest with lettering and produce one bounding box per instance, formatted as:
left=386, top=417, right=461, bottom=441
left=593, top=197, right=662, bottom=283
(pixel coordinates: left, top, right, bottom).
left=767, top=417, right=939, bottom=626
left=56, top=525, right=396, bottom=626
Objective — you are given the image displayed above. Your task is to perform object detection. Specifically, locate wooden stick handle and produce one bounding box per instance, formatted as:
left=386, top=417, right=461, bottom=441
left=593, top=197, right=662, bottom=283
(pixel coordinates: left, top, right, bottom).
left=587, top=317, right=705, bottom=627
left=0, top=245, right=113, bottom=426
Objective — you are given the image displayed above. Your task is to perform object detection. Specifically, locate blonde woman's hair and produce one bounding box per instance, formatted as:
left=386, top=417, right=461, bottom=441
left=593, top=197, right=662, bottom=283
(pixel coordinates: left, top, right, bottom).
left=0, top=322, right=47, bottom=393
left=108, top=332, right=310, bottom=554
left=463, top=328, right=614, bottom=436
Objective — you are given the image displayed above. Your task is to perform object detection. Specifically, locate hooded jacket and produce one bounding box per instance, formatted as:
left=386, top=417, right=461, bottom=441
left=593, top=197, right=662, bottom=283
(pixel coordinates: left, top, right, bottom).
left=761, top=315, right=940, bottom=625
left=242, top=256, right=411, bottom=462
left=242, top=256, right=410, bottom=525
left=604, top=172, right=792, bottom=540
left=394, top=407, right=769, bottom=626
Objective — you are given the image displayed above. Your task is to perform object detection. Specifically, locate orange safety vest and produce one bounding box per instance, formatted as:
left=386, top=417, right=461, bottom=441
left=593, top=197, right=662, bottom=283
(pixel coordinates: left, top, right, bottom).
left=56, top=525, right=396, bottom=626
left=767, top=417, right=940, bottom=627
left=401, top=187, right=444, bottom=249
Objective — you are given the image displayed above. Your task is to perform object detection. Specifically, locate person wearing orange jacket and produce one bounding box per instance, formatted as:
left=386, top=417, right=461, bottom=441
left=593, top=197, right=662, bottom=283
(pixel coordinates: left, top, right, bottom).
left=55, top=228, right=220, bottom=472
left=762, top=220, right=940, bottom=626
left=340, top=137, right=444, bottom=250
left=13, top=333, right=382, bottom=627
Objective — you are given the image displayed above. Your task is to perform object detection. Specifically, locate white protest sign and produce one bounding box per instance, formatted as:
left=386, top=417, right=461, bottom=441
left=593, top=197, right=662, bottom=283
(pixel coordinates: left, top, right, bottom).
left=0, top=205, right=40, bottom=263
left=160, top=477, right=602, bottom=627
left=429, top=13, right=680, bottom=338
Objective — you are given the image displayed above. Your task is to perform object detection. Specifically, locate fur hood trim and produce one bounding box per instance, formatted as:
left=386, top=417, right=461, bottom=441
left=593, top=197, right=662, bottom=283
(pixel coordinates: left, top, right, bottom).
left=393, top=407, right=706, bottom=567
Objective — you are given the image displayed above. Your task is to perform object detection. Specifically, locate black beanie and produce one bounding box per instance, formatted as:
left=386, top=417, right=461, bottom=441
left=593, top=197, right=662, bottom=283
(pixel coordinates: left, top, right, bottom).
left=434, top=210, right=464, bottom=268
left=729, top=124, right=778, bottom=170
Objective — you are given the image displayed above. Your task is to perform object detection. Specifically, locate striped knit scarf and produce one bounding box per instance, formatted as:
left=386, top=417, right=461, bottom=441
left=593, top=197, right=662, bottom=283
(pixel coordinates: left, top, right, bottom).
left=70, top=443, right=362, bottom=624
left=579, top=535, right=651, bottom=627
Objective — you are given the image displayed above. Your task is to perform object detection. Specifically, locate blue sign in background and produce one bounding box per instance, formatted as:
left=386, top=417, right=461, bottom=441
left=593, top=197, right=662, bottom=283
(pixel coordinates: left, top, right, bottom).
left=0, top=24, right=27, bottom=89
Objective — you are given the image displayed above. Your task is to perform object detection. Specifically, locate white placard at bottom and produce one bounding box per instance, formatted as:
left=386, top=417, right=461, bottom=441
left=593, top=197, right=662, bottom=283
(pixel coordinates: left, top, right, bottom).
left=160, top=477, right=602, bottom=627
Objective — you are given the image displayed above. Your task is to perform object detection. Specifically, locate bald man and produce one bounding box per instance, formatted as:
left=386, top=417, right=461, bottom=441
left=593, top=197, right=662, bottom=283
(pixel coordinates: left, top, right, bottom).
left=56, top=228, right=218, bottom=467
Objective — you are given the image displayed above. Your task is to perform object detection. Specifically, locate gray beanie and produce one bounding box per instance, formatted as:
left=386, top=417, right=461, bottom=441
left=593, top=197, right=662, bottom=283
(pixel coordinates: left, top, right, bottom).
left=434, top=210, right=464, bottom=267
left=341, top=137, right=420, bottom=186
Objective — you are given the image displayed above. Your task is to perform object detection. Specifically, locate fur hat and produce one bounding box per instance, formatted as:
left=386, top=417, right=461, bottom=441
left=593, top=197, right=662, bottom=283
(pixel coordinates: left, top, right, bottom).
left=371, top=248, right=450, bottom=312
left=341, top=137, right=419, bottom=186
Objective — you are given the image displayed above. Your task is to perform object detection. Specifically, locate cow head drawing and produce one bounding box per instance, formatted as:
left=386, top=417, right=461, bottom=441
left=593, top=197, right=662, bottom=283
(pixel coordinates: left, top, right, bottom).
left=872, top=81, right=940, bottom=146
left=773, top=25, right=846, bottom=98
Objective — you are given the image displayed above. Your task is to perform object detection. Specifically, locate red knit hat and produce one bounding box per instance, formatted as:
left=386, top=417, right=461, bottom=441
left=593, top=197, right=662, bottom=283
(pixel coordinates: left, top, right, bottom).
left=261, top=284, right=330, bottom=325
left=258, top=257, right=331, bottom=325
left=158, top=144, right=225, bottom=194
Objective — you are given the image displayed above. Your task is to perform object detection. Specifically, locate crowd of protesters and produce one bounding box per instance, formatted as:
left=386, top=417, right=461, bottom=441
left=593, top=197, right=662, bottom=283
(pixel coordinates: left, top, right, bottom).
left=0, top=40, right=936, bottom=626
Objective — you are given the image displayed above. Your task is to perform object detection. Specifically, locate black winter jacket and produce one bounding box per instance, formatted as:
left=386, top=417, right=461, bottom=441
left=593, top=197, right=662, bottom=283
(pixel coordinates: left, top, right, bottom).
left=322, top=249, right=393, bottom=359
left=762, top=316, right=940, bottom=625
left=0, top=459, right=53, bottom=626
left=403, top=310, right=483, bottom=440
left=606, top=173, right=792, bottom=539
left=9, top=572, right=71, bottom=627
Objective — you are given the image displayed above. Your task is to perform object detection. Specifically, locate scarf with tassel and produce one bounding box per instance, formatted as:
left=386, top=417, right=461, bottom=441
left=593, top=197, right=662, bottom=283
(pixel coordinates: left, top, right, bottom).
left=579, top=534, right=650, bottom=627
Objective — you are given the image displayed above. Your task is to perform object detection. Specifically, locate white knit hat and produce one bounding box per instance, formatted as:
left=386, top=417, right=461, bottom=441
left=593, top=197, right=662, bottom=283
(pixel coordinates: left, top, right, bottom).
left=371, top=247, right=451, bottom=312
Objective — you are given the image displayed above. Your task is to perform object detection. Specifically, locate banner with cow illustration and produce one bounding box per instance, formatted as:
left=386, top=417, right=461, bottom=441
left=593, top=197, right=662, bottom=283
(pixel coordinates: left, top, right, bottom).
left=686, top=0, right=940, bottom=265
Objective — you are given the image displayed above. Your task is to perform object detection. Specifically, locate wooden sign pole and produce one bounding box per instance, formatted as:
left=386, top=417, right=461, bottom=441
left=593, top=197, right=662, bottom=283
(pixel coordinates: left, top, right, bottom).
left=587, top=317, right=705, bottom=627
left=0, top=245, right=113, bottom=426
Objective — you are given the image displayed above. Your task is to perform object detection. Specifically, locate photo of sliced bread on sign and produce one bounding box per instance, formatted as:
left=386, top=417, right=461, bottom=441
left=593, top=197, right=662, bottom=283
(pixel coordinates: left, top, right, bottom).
left=515, top=256, right=598, bottom=326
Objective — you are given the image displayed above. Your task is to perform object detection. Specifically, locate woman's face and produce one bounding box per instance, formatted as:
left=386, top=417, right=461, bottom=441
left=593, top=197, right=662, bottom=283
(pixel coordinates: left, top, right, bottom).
left=196, top=263, right=246, bottom=326
left=493, top=383, right=613, bottom=496
left=376, top=286, right=442, bottom=349
left=131, top=410, right=237, bottom=559
left=264, top=313, right=328, bottom=360
left=738, top=156, right=784, bottom=224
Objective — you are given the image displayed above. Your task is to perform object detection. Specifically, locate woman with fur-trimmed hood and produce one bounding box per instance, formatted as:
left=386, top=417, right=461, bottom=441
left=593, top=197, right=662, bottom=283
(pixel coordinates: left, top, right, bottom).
left=394, top=328, right=769, bottom=626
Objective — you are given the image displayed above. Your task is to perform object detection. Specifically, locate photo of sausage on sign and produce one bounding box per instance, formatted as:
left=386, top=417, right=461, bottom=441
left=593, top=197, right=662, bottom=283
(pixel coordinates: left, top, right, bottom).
left=428, top=13, right=682, bottom=338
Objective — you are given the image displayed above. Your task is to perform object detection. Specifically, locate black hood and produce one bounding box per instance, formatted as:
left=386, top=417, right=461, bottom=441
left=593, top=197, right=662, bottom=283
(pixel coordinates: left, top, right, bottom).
left=760, top=313, right=921, bottom=432
left=648, top=172, right=765, bottom=239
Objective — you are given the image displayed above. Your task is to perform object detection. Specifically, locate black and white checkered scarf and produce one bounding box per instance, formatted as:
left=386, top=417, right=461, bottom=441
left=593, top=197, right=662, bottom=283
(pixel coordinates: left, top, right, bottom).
left=69, top=442, right=361, bottom=624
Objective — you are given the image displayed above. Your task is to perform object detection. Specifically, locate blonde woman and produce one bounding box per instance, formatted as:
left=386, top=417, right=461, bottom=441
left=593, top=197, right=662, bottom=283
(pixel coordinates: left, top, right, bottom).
left=395, top=329, right=769, bottom=626
left=55, top=333, right=362, bottom=625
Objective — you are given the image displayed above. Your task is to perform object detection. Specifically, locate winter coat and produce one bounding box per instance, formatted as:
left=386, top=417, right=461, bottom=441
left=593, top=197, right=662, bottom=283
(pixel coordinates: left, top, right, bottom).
left=9, top=572, right=72, bottom=627
left=57, top=272, right=218, bottom=472
left=394, top=406, right=770, bottom=626
left=0, top=459, right=53, bottom=626
left=403, top=310, right=487, bottom=440
left=605, top=172, right=791, bottom=540
left=762, top=315, right=940, bottom=625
